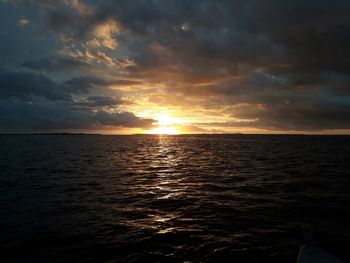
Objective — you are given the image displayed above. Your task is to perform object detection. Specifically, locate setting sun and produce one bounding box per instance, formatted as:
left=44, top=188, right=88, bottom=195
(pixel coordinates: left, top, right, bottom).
left=156, top=113, right=174, bottom=126
left=147, top=113, right=181, bottom=134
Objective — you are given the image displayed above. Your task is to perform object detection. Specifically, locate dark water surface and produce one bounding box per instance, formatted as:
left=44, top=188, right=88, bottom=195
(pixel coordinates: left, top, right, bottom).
left=0, top=135, right=350, bottom=262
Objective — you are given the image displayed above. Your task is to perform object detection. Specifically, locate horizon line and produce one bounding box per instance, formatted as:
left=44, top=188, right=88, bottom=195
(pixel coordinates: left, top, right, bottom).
left=1, top=132, right=350, bottom=136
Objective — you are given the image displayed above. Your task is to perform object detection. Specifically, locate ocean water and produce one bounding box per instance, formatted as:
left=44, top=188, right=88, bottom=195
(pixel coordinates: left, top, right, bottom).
left=0, top=134, right=349, bottom=262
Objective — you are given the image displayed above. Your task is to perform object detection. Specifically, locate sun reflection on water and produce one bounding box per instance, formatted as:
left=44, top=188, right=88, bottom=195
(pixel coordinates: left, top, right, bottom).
left=121, top=136, right=191, bottom=234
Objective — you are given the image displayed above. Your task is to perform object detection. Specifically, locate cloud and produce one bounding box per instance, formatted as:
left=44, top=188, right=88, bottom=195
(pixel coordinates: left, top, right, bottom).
left=95, top=111, right=154, bottom=128
left=77, top=96, right=123, bottom=107
left=0, top=68, right=71, bottom=101
left=91, top=19, right=119, bottom=49
left=22, top=57, right=89, bottom=72
left=17, top=18, right=30, bottom=26
left=0, top=98, right=154, bottom=132
left=1, top=0, right=350, bottom=132
left=64, top=76, right=142, bottom=93
left=0, top=68, right=154, bottom=132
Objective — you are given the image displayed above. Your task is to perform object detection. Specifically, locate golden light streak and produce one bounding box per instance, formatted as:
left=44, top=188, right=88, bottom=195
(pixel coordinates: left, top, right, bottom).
left=148, top=126, right=180, bottom=135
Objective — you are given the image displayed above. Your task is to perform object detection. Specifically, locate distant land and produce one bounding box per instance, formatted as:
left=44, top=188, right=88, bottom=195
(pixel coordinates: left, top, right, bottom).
left=0, top=133, right=102, bottom=135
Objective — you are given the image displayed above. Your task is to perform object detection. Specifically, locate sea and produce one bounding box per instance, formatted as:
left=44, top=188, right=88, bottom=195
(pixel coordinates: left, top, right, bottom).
left=0, top=134, right=349, bottom=262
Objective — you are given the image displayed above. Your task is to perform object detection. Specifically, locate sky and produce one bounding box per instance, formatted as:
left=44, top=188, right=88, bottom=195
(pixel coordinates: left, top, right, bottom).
left=0, top=0, right=350, bottom=134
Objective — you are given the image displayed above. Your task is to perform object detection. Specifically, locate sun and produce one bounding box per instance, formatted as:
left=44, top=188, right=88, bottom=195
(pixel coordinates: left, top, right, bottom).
left=147, top=113, right=181, bottom=135
left=156, top=113, right=174, bottom=126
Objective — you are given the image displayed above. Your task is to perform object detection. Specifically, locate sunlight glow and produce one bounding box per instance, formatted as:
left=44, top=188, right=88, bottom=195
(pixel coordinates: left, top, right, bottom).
left=155, top=113, right=174, bottom=126
left=148, top=126, right=180, bottom=135
left=147, top=113, right=180, bottom=135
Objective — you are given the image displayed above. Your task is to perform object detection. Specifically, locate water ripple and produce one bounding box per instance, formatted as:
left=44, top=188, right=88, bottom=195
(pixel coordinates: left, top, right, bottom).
left=0, top=135, right=350, bottom=262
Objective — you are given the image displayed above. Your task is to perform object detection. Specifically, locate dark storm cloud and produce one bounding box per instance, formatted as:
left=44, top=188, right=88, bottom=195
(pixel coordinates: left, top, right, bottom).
left=0, top=98, right=92, bottom=130
left=78, top=96, right=123, bottom=107
left=237, top=95, right=350, bottom=131
left=22, top=57, right=89, bottom=72
left=64, top=76, right=141, bottom=93
left=9, top=0, right=350, bottom=76
left=64, top=76, right=109, bottom=94
left=1, top=0, right=350, bottom=132
left=0, top=68, right=71, bottom=101
left=0, top=98, right=154, bottom=131
left=95, top=111, right=154, bottom=128
left=0, top=68, right=106, bottom=100
left=196, top=94, right=350, bottom=131
left=0, top=68, right=154, bottom=132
